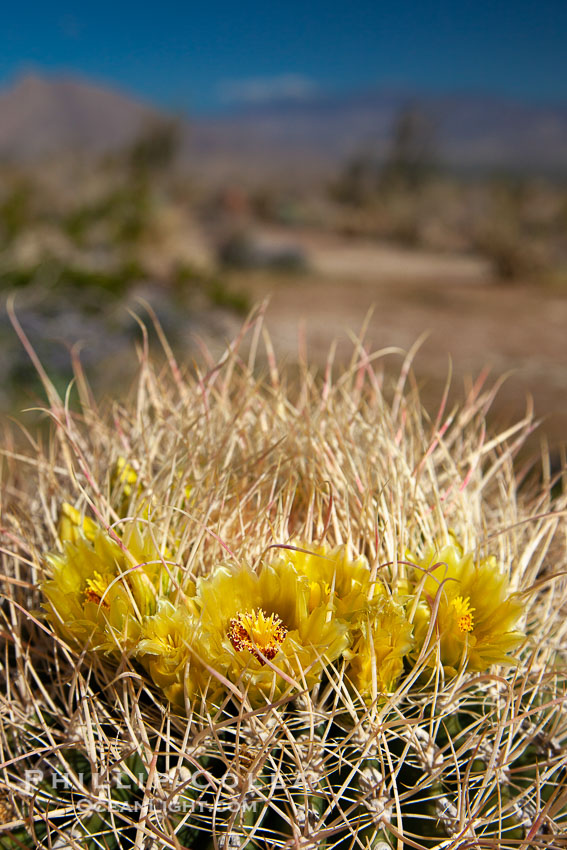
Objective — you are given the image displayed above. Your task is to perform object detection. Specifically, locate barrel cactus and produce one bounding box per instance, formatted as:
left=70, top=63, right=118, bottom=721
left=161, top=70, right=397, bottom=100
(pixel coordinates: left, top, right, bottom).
left=1, top=310, right=565, bottom=849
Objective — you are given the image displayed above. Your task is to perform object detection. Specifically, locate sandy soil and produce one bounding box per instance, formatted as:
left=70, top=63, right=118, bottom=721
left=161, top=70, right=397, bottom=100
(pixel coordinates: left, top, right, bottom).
left=233, top=228, right=567, bottom=457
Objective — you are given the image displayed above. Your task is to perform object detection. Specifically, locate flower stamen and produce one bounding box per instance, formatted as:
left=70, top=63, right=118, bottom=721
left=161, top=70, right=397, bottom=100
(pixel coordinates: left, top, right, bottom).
left=227, top=608, right=288, bottom=665
left=84, top=572, right=111, bottom=607
left=451, top=595, right=475, bottom=633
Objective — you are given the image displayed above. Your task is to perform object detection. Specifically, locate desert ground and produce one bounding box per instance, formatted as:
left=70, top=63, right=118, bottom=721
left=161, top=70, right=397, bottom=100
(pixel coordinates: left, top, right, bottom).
left=226, top=227, right=567, bottom=459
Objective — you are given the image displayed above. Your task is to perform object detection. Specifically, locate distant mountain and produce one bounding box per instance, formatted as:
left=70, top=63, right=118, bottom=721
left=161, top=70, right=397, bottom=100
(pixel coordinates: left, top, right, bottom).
left=192, top=90, right=567, bottom=179
left=1, top=73, right=566, bottom=178
left=0, top=73, right=160, bottom=159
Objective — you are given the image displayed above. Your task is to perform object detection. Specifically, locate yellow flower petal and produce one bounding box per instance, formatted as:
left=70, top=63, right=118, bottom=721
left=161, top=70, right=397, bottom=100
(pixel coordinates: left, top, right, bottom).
left=345, top=597, right=414, bottom=702
left=58, top=503, right=98, bottom=544
left=270, top=541, right=383, bottom=623
left=136, top=599, right=220, bottom=710
left=409, top=542, right=525, bottom=674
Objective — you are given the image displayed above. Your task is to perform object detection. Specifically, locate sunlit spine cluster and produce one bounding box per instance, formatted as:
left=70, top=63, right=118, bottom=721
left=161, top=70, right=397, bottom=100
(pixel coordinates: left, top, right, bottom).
left=4, top=315, right=562, bottom=849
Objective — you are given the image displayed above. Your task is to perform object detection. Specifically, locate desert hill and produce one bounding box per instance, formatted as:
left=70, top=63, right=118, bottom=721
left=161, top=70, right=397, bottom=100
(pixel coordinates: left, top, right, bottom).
left=0, top=73, right=159, bottom=159
left=0, top=72, right=566, bottom=177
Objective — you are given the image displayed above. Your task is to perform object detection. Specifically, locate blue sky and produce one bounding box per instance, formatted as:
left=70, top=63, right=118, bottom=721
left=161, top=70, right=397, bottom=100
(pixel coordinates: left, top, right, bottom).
left=2, top=1, right=567, bottom=112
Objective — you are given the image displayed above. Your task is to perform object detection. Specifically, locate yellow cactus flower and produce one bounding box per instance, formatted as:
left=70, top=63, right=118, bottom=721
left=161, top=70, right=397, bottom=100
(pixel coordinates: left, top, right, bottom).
left=113, top=456, right=139, bottom=500
left=111, top=456, right=152, bottom=523
left=42, top=523, right=175, bottom=654
left=118, top=522, right=181, bottom=601
left=196, top=561, right=351, bottom=707
left=136, top=599, right=221, bottom=711
left=270, top=542, right=383, bottom=623
left=113, top=456, right=192, bottom=509
left=409, top=543, right=525, bottom=676
left=58, top=502, right=98, bottom=544
left=110, top=458, right=192, bottom=561
left=345, top=597, right=414, bottom=702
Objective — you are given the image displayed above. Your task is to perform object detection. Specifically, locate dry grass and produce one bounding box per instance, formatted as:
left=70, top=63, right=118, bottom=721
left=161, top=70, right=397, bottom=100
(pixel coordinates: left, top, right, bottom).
left=1, top=304, right=566, bottom=849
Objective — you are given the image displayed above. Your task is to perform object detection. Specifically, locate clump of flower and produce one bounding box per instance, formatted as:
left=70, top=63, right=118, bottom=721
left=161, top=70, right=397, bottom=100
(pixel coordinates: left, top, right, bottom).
left=41, top=521, right=527, bottom=708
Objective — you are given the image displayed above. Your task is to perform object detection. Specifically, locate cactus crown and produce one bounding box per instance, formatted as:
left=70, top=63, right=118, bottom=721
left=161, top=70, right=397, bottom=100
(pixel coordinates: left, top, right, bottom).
left=1, top=312, right=566, bottom=849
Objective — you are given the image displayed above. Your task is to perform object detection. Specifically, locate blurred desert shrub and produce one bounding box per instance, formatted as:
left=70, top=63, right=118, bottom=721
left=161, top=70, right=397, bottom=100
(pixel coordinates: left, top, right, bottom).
left=125, top=117, right=182, bottom=177
left=380, top=105, right=437, bottom=192
left=63, top=183, right=151, bottom=247
left=474, top=223, right=543, bottom=281
left=331, top=139, right=567, bottom=282
left=331, top=105, right=442, bottom=247
left=217, top=229, right=307, bottom=273
left=174, top=261, right=250, bottom=313
left=472, top=176, right=567, bottom=282
left=0, top=176, right=35, bottom=243
left=333, top=105, right=436, bottom=206
left=1, top=258, right=144, bottom=297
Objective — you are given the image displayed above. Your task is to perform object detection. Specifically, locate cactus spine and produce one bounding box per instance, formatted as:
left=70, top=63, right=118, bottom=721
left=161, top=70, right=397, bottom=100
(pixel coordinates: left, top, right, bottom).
left=1, top=313, right=565, bottom=849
